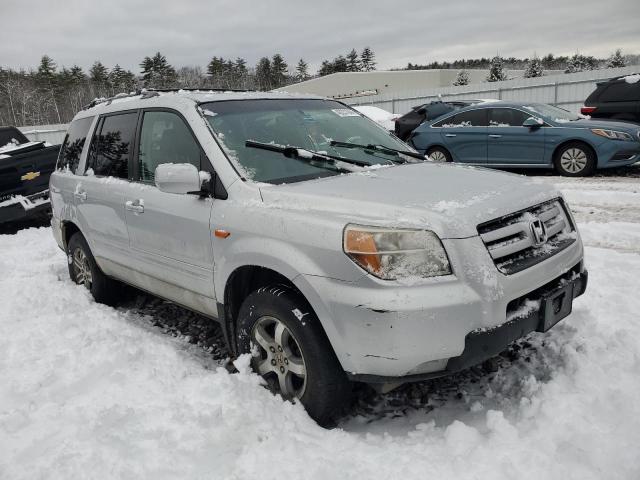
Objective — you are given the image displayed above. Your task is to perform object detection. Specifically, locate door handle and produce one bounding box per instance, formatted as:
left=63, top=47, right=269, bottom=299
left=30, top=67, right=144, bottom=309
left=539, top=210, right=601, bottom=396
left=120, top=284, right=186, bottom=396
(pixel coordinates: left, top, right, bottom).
left=489, top=134, right=502, bottom=138
left=444, top=133, right=457, bottom=137
left=74, top=191, right=87, bottom=201
left=125, top=200, right=144, bottom=214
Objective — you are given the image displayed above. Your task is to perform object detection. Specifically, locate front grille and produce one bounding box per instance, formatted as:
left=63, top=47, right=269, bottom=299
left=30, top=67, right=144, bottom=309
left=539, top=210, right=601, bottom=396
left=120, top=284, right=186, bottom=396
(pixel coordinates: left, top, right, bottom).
left=478, top=199, right=576, bottom=275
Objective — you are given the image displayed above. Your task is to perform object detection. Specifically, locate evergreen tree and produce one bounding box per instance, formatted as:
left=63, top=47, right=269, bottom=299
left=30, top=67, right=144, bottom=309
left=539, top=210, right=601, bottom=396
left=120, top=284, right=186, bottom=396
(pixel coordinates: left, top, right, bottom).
left=295, top=59, right=309, bottom=81
left=360, top=47, right=376, bottom=71
left=37, top=55, right=57, bottom=81
left=109, top=64, right=136, bottom=92
left=89, top=61, right=109, bottom=85
left=524, top=54, right=544, bottom=78
left=270, top=54, right=288, bottom=88
left=234, top=57, right=247, bottom=76
left=140, top=52, right=176, bottom=88
left=332, top=55, right=348, bottom=73
left=607, top=49, right=626, bottom=68
left=565, top=53, right=598, bottom=73
left=346, top=49, right=360, bottom=72
left=318, top=60, right=333, bottom=77
left=452, top=70, right=470, bottom=86
left=255, top=57, right=272, bottom=90
left=486, top=55, right=507, bottom=82
left=206, top=56, right=225, bottom=77
left=69, top=65, right=86, bottom=82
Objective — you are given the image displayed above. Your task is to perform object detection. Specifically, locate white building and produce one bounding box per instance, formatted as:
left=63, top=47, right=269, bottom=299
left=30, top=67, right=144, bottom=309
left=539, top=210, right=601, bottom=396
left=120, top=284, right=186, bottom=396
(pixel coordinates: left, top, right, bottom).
left=276, top=69, right=562, bottom=99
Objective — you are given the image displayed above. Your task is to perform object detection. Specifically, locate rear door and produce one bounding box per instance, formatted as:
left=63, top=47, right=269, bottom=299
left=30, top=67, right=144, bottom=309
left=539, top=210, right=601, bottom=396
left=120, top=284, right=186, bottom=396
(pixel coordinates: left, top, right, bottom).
left=123, top=109, right=215, bottom=300
left=75, top=111, right=138, bottom=269
left=487, top=108, right=546, bottom=165
left=435, top=109, right=488, bottom=163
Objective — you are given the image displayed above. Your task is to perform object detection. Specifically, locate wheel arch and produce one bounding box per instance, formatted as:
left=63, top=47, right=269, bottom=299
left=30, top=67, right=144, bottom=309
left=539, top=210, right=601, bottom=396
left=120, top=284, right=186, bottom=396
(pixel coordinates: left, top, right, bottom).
left=61, top=220, right=82, bottom=251
left=551, top=138, right=598, bottom=165
left=221, top=265, right=345, bottom=367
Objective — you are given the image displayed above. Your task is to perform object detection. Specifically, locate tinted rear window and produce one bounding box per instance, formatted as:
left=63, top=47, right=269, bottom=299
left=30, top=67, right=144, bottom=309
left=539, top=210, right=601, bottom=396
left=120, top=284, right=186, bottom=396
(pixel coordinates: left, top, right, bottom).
left=56, top=117, right=94, bottom=173
left=87, top=112, right=138, bottom=178
left=598, top=81, right=640, bottom=103
left=0, top=127, right=29, bottom=147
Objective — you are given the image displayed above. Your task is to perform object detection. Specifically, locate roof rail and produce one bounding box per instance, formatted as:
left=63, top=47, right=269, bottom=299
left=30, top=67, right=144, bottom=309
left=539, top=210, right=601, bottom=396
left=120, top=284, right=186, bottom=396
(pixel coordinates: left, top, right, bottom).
left=82, top=90, right=149, bottom=110
left=147, top=87, right=254, bottom=93
left=81, top=87, right=256, bottom=110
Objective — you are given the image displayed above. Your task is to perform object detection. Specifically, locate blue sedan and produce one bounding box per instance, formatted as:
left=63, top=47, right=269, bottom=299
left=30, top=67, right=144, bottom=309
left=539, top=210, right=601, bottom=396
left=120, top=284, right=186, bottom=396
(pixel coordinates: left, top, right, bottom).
left=409, top=101, right=640, bottom=176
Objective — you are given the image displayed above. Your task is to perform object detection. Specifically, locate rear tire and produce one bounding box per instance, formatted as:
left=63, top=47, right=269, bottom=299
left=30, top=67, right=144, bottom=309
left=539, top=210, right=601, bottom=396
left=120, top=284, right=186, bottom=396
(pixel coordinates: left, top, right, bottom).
left=236, top=285, right=351, bottom=427
left=426, top=146, right=452, bottom=163
left=67, top=232, right=119, bottom=305
left=554, top=142, right=596, bottom=177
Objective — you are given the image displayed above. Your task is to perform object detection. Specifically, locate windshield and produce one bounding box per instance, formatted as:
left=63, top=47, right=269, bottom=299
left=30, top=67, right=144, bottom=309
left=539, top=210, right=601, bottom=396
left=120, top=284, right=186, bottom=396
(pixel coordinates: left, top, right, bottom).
left=200, top=99, right=412, bottom=184
left=522, top=103, right=580, bottom=123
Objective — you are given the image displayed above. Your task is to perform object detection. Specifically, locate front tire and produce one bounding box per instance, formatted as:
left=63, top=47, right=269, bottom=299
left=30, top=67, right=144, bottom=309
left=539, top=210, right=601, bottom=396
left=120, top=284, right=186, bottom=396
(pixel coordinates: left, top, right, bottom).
left=67, top=232, right=119, bottom=305
left=554, top=142, right=596, bottom=176
left=236, top=285, right=351, bottom=426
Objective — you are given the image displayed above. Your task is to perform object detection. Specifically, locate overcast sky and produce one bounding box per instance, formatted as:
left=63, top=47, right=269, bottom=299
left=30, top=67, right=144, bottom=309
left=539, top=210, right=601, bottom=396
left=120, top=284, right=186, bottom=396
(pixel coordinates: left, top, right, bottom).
left=1, top=0, right=638, bottom=73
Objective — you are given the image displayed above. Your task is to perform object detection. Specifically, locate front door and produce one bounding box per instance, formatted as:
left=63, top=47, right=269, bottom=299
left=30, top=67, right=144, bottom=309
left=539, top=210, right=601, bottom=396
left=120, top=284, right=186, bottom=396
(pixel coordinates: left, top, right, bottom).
left=487, top=108, right=546, bottom=165
left=123, top=109, right=215, bottom=301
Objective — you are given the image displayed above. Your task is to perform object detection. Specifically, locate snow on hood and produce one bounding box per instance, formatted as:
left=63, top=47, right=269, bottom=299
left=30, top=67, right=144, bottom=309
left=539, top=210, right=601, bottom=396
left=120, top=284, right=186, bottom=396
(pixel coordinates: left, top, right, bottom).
left=259, top=162, right=559, bottom=238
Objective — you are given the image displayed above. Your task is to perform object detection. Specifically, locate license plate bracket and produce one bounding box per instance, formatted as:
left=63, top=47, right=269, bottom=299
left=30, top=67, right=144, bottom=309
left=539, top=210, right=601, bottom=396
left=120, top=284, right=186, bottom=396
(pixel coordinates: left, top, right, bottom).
left=538, top=283, right=574, bottom=332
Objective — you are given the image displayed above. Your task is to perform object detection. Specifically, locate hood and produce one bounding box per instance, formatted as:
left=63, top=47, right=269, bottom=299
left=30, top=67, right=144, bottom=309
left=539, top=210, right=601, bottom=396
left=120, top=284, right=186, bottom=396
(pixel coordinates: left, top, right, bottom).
left=259, top=162, right=560, bottom=238
left=566, top=118, right=640, bottom=133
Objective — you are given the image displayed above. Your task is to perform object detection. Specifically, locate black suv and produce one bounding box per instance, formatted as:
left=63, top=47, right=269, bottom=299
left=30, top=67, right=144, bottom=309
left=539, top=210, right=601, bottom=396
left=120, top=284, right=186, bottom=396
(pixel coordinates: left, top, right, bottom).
left=581, top=74, right=640, bottom=124
left=394, top=100, right=482, bottom=141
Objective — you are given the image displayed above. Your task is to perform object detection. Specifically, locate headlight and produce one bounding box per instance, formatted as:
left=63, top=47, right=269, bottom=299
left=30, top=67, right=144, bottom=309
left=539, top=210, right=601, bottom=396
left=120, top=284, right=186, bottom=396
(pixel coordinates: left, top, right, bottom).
left=343, top=224, right=451, bottom=280
left=591, top=128, right=633, bottom=141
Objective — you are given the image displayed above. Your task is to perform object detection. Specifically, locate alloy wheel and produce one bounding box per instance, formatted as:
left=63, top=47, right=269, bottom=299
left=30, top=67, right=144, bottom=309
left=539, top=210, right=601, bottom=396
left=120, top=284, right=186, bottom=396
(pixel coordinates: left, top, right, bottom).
left=251, top=315, right=307, bottom=399
left=73, top=247, right=93, bottom=289
left=428, top=150, right=447, bottom=162
left=560, top=148, right=587, bottom=173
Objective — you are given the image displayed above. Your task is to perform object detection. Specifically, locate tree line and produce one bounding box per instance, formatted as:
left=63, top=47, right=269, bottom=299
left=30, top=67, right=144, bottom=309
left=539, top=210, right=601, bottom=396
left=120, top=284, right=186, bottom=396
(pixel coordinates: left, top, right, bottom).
left=0, top=47, right=376, bottom=127
left=450, top=50, right=631, bottom=86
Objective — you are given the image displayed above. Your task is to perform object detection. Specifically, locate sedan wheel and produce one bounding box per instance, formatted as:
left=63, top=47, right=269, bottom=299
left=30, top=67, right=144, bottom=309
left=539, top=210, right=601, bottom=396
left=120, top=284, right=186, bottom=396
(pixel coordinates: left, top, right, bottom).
left=251, top=315, right=307, bottom=399
left=560, top=148, right=588, bottom=174
left=554, top=142, right=596, bottom=177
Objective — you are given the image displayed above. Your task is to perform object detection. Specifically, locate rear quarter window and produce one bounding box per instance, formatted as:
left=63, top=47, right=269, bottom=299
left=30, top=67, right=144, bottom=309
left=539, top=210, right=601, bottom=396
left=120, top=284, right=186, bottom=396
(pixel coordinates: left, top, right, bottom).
left=56, top=117, right=94, bottom=173
left=598, top=81, right=640, bottom=103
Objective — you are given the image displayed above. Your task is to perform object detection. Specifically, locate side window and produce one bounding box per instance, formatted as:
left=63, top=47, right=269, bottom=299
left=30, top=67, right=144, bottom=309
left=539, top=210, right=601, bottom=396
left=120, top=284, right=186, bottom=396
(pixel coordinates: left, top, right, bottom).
left=488, top=108, right=530, bottom=127
left=137, top=111, right=201, bottom=183
left=599, top=82, right=640, bottom=103
left=56, top=117, right=94, bottom=173
left=87, top=112, right=137, bottom=178
left=435, top=109, right=487, bottom=127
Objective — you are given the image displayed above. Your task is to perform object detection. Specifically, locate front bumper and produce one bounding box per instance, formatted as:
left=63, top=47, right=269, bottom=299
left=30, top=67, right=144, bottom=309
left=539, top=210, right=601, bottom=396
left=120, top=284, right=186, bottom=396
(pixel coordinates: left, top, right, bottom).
left=352, top=268, right=588, bottom=384
left=301, top=233, right=585, bottom=379
left=0, top=190, right=50, bottom=224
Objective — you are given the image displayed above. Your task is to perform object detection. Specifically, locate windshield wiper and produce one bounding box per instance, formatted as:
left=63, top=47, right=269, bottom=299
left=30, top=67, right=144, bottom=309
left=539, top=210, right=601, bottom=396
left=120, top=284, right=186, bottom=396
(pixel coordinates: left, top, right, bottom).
left=245, top=140, right=372, bottom=171
left=329, top=140, right=426, bottom=161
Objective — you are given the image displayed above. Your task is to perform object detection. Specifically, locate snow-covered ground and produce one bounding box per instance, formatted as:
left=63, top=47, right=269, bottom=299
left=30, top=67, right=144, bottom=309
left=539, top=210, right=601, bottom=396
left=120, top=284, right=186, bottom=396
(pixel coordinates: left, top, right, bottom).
left=1, top=169, right=640, bottom=479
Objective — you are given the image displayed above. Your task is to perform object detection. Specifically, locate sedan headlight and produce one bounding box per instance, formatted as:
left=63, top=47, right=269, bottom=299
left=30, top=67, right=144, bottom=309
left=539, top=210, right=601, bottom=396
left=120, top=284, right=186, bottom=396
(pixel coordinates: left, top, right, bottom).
left=343, top=224, right=451, bottom=280
left=591, top=128, right=633, bottom=141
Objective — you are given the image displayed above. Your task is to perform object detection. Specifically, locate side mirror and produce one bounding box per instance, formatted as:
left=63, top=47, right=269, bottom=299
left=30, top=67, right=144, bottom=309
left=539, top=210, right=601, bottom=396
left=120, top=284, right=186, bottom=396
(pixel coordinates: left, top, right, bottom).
left=523, top=116, right=544, bottom=128
left=155, top=163, right=202, bottom=194
left=416, top=107, right=426, bottom=115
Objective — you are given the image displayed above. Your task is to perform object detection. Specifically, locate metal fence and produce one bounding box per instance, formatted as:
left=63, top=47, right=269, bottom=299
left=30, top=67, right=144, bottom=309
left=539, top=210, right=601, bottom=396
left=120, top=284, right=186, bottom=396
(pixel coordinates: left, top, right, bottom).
left=18, top=124, right=68, bottom=145
left=342, top=65, right=640, bottom=115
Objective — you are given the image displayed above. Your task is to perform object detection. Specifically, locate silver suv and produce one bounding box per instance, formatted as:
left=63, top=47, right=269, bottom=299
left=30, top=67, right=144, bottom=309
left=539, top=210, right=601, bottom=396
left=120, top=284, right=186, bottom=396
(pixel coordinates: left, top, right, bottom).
left=50, top=91, right=587, bottom=425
